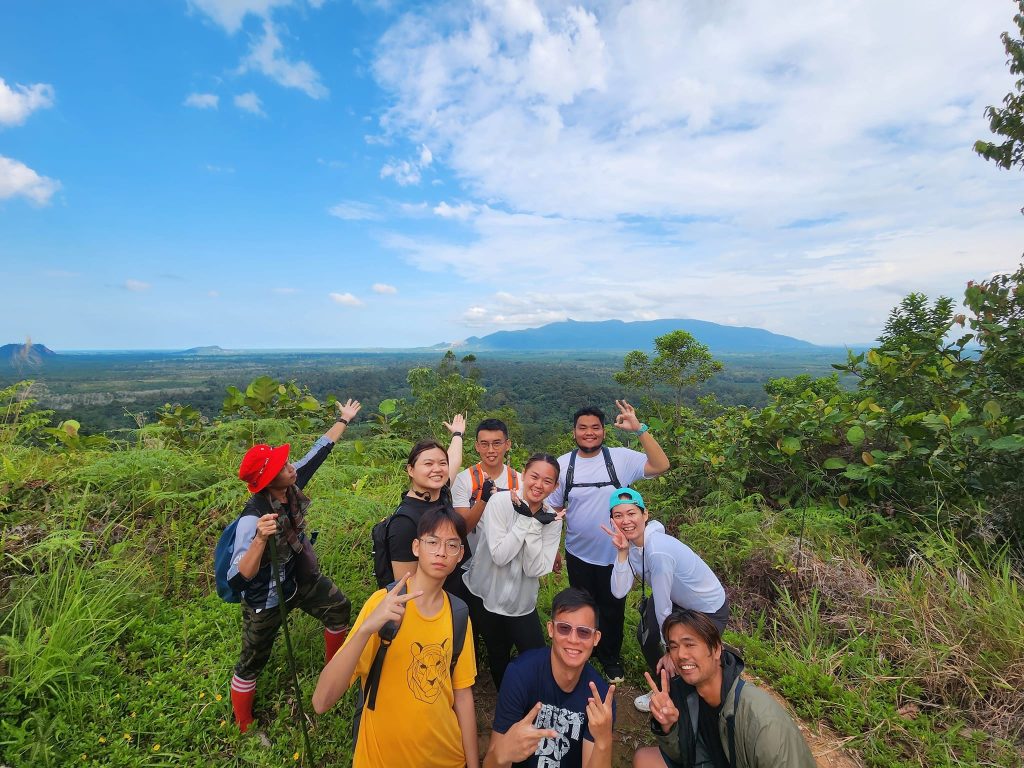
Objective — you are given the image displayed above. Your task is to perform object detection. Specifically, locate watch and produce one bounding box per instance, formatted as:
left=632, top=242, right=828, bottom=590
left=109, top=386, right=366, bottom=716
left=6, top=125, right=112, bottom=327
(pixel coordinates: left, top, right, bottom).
left=337, top=417, right=350, bottom=425
left=635, top=423, right=649, bottom=435
left=451, top=431, right=464, bottom=438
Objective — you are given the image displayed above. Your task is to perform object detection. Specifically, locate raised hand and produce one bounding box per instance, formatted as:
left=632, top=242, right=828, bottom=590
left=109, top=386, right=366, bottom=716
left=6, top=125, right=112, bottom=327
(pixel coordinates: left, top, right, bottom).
left=613, top=399, right=641, bottom=433
left=444, top=413, right=467, bottom=436
left=337, top=398, right=362, bottom=423
left=643, top=669, right=679, bottom=733
left=600, top=523, right=629, bottom=552
left=497, top=702, right=558, bottom=762
left=363, top=575, right=423, bottom=635
left=585, top=682, right=615, bottom=747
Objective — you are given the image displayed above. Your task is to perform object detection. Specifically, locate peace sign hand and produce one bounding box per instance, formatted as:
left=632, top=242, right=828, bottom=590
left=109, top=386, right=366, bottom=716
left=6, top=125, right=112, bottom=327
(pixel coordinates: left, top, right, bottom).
left=496, top=702, right=558, bottom=763
left=586, top=682, right=615, bottom=748
left=600, top=523, right=629, bottom=552
left=643, top=669, right=679, bottom=733
left=613, top=399, right=641, bottom=433
left=364, top=574, right=423, bottom=635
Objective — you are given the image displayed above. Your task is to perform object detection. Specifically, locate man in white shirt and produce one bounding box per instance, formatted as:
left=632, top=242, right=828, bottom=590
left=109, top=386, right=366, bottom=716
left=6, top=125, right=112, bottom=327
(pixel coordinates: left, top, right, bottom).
left=547, top=400, right=670, bottom=683
left=452, top=418, right=521, bottom=551
left=452, top=418, right=522, bottom=660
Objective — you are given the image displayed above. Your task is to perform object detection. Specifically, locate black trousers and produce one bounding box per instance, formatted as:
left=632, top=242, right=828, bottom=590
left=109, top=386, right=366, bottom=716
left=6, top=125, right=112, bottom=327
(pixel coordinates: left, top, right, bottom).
left=565, top=551, right=625, bottom=669
left=470, top=600, right=545, bottom=690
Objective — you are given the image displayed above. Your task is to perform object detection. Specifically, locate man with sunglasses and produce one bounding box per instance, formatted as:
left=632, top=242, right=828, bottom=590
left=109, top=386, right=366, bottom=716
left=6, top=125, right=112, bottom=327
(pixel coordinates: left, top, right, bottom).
left=485, top=588, right=616, bottom=768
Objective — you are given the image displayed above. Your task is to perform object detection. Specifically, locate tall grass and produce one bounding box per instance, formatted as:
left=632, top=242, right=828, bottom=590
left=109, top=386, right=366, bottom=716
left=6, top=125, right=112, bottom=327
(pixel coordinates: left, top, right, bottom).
left=0, top=519, right=145, bottom=765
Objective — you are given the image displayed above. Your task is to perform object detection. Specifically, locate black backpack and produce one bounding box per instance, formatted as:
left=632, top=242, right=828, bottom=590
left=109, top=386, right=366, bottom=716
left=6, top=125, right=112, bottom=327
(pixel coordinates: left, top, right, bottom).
left=351, top=583, right=469, bottom=744
left=370, top=507, right=418, bottom=588
left=563, top=446, right=621, bottom=506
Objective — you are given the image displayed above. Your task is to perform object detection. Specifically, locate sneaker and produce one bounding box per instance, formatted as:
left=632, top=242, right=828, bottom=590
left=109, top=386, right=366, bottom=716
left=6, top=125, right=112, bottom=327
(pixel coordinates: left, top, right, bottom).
left=634, top=691, right=653, bottom=713
left=604, top=663, right=625, bottom=684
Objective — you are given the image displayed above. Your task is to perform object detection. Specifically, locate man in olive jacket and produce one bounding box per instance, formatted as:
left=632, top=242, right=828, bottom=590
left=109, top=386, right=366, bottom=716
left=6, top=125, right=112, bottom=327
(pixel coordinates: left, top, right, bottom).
left=633, top=609, right=815, bottom=768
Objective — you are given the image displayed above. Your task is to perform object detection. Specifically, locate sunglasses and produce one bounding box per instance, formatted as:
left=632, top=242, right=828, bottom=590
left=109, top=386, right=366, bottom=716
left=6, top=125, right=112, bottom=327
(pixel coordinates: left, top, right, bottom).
left=552, top=621, right=597, bottom=641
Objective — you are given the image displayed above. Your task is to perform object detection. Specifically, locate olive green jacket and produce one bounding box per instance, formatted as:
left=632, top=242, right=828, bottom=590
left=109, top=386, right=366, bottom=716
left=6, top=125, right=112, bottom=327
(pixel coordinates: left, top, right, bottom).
left=654, top=653, right=816, bottom=768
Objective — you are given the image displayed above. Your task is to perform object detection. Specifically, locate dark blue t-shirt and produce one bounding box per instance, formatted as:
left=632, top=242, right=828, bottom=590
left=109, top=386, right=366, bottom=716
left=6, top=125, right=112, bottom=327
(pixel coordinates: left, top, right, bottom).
left=492, top=648, right=614, bottom=768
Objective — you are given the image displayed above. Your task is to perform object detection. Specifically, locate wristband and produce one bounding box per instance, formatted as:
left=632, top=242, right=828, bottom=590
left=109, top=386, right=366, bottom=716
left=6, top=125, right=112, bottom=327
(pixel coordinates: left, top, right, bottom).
left=634, top=423, right=649, bottom=435
left=451, top=431, right=464, bottom=438
left=337, top=417, right=350, bottom=425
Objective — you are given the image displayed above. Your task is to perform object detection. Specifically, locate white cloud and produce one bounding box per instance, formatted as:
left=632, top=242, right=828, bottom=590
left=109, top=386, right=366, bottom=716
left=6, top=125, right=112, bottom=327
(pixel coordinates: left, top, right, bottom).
left=204, top=163, right=235, bottom=173
left=184, top=92, right=219, bottom=109
left=329, top=291, right=364, bottom=307
left=371, top=0, right=1023, bottom=343
left=328, top=200, right=380, bottom=220
left=241, top=20, right=328, bottom=99
left=0, top=155, right=60, bottom=205
left=381, top=143, right=434, bottom=186
left=0, top=78, right=54, bottom=126
left=208, top=289, right=221, bottom=297
left=372, top=282, right=398, bottom=294
left=234, top=91, right=266, bottom=115
left=187, top=0, right=294, bottom=34
left=433, top=201, right=477, bottom=220
left=380, top=159, right=422, bottom=186
left=123, top=279, right=151, bottom=292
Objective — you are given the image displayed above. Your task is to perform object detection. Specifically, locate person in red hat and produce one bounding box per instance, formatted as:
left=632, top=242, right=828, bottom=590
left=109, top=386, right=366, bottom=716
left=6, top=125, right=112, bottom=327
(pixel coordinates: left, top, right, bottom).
left=227, top=397, right=362, bottom=733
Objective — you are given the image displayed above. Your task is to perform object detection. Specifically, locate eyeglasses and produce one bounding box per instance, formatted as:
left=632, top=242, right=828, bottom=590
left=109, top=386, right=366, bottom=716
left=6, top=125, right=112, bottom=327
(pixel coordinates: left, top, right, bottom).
left=418, top=537, right=463, bottom=556
left=552, top=621, right=597, bottom=641
left=476, top=440, right=508, bottom=450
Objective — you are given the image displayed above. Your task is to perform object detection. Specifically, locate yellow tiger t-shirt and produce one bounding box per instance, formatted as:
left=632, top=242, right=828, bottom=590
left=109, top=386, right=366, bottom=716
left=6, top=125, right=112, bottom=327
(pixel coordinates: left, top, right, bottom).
left=345, top=588, right=477, bottom=768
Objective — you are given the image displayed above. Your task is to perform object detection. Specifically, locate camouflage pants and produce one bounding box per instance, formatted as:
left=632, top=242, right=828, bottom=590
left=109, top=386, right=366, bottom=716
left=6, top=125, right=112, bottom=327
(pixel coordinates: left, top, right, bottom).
left=234, top=574, right=351, bottom=681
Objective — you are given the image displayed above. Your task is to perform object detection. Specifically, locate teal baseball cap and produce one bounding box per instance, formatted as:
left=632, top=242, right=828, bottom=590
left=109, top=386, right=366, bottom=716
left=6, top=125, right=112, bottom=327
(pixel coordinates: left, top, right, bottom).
left=609, top=487, right=645, bottom=512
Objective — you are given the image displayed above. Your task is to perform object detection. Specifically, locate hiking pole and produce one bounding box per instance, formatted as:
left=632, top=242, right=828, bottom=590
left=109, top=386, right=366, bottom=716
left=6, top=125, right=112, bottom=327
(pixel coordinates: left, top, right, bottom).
left=268, top=535, right=316, bottom=766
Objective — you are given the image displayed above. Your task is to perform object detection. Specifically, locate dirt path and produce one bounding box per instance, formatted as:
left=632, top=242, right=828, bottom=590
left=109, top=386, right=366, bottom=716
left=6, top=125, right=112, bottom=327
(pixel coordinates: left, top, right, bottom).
left=473, top=674, right=862, bottom=768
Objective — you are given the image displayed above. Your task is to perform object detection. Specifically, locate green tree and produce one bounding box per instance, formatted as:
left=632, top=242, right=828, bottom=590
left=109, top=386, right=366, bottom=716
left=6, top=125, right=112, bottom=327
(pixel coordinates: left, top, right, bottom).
left=401, top=353, right=487, bottom=438
left=614, top=330, right=722, bottom=448
left=975, top=2, right=1024, bottom=172
left=615, top=330, right=722, bottom=412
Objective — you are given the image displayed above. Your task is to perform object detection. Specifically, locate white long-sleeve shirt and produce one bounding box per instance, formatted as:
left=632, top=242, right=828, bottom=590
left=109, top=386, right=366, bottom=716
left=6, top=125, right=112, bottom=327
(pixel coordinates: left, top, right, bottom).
left=610, top=521, right=725, bottom=632
left=463, top=492, right=562, bottom=617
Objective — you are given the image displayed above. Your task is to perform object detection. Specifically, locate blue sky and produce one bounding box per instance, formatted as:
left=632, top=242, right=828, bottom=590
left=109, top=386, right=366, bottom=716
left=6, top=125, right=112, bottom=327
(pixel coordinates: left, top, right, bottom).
left=1, top=0, right=1021, bottom=349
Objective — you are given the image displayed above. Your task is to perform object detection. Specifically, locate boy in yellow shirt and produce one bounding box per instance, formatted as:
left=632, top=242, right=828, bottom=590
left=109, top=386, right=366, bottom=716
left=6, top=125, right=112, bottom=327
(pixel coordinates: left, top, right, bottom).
left=313, top=507, right=479, bottom=768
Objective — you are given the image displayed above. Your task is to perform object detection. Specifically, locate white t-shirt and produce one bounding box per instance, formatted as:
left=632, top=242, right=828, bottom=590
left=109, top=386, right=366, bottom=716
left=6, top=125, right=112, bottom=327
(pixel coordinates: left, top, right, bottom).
left=451, top=463, right=522, bottom=558
left=610, top=521, right=726, bottom=629
left=547, top=446, right=649, bottom=566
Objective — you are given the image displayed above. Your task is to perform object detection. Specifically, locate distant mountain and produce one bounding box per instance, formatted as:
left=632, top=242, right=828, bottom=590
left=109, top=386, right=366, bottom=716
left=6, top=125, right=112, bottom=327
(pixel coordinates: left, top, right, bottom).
left=1, top=342, right=58, bottom=364
left=457, top=319, right=817, bottom=353
left=178, top=345, right=227, bottom=355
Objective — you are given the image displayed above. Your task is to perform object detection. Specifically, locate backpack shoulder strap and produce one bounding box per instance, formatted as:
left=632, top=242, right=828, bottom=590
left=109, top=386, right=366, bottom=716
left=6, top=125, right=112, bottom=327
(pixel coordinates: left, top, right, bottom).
left=506, top=465, right=519, bottom=491
left=469, top=463, right=483, bottom=496
left=726, top=677, right=745, bottom=767
left=601, top=446, right=621, bottom=488
left=447, top=592, right=470, bottom=678
left=564, top=450, right=578, bottom=502
left=363, top=581, right=406, bottom=711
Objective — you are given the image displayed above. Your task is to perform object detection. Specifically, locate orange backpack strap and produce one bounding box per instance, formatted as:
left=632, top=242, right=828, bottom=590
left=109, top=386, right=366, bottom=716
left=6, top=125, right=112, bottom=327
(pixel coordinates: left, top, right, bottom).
left=506, top=466, right=518, bottom=491
left=470, top=463, right=484, bottom=497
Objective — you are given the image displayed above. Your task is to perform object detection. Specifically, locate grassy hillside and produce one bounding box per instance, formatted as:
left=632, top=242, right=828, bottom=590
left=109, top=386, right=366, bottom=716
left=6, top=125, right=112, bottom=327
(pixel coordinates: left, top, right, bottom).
left=2, top=421, right=1021, bottom=767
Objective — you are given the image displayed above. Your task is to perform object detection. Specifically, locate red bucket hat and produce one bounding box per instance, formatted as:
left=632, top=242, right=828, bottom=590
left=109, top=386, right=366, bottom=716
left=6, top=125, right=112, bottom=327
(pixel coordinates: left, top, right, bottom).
left=238, top=443, right=291, bottom=493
